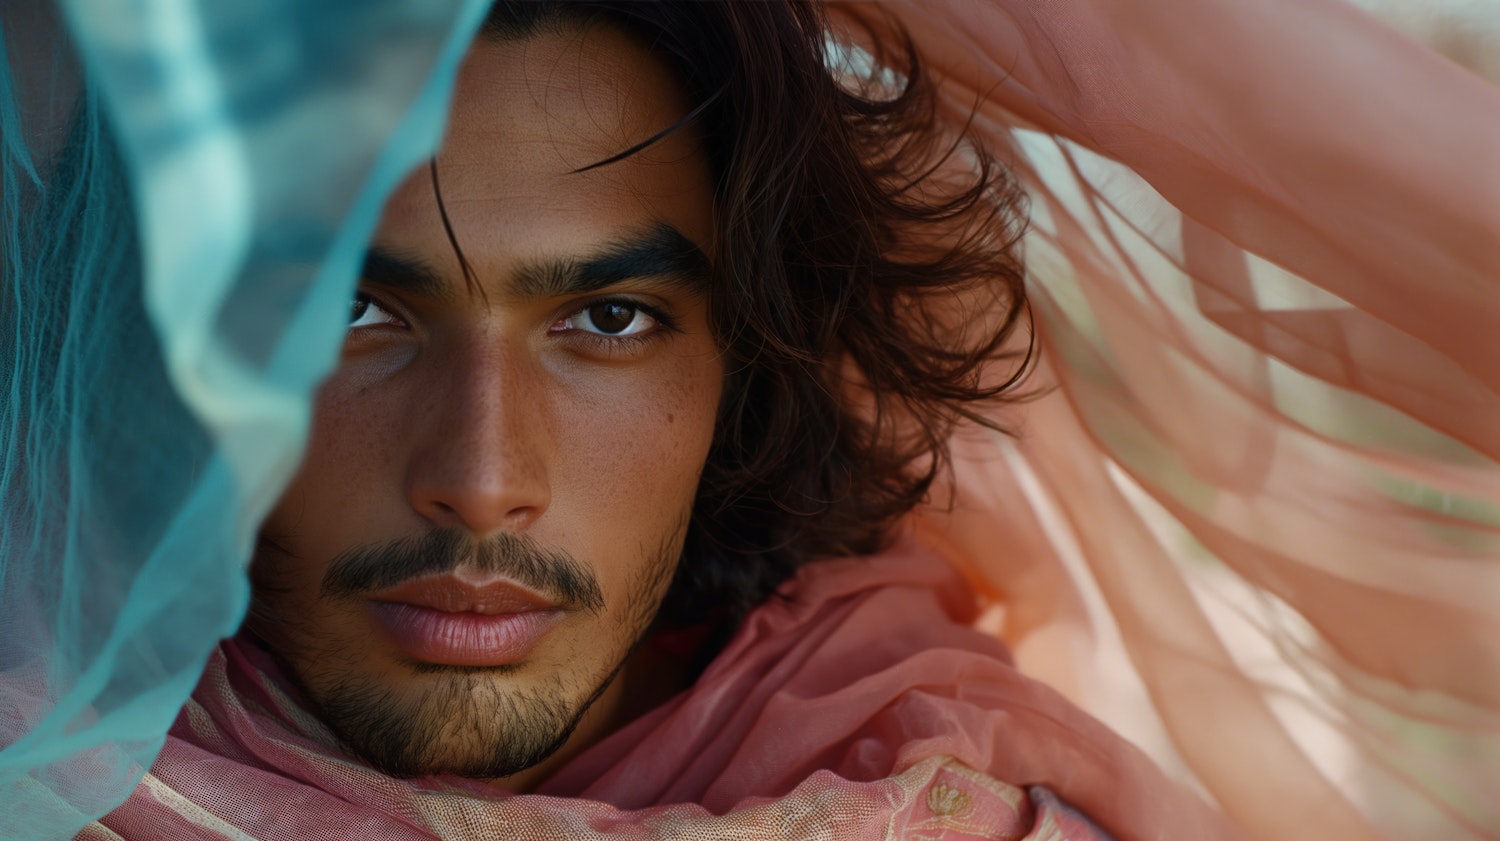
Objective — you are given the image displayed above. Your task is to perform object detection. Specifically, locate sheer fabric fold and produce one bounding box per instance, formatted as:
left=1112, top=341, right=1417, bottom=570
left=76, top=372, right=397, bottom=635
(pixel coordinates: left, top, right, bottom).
left=2, top=0, right=1496, bottom=839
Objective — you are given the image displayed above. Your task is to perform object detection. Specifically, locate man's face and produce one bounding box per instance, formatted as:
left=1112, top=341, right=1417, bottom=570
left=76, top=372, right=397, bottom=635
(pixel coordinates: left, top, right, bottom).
left=250, top=24, right=721, bottom=782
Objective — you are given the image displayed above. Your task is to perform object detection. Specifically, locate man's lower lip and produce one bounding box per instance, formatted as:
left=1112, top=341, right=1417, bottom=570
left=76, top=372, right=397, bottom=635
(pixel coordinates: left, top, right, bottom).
left=368, top=603, right=563, bottom=667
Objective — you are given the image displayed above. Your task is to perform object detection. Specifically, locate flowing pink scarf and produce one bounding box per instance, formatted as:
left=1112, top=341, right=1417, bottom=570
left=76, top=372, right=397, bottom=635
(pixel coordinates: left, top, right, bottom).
left=89, top=532, right=1233, bottom=840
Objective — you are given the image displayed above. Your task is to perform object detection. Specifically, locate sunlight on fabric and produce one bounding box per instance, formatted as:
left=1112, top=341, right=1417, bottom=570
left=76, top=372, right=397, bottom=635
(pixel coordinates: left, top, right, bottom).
left=1107, top=459, right=1357, bottom=774
left=1353, top=0, right=1500, bottom=83
left=997, top=438, right=1203, bottom=790
left=1106, top=456, right=1500, bottom=839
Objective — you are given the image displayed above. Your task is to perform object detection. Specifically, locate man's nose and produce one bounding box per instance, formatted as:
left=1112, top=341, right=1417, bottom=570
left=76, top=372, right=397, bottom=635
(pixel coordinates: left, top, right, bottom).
left=403, top=342, right=551, bottom=536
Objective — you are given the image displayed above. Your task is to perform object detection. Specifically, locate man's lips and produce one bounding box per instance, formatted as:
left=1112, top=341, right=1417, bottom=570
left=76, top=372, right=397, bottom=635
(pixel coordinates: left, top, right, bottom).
left=370, top=575, right=559, bottom=614
left=366, top=575, right=564, bottom=667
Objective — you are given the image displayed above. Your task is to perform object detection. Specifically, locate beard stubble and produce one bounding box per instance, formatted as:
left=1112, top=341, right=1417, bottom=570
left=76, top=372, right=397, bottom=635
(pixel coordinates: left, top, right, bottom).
left=250, top=525, right=682, bottom=780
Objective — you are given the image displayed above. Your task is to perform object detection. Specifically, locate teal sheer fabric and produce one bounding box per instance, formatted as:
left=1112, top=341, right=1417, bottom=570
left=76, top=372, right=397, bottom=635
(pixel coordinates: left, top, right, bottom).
left=0, top=1, right=487, bottom=836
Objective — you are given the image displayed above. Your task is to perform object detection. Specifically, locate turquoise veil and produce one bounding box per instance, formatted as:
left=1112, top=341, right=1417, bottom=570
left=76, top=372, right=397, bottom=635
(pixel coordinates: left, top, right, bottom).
left=0, top=1, right=486, bottom=835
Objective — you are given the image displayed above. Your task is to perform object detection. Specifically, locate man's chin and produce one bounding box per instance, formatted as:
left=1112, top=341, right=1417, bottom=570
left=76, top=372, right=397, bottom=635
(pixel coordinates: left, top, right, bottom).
left=310, top=670, right=587, bottom=780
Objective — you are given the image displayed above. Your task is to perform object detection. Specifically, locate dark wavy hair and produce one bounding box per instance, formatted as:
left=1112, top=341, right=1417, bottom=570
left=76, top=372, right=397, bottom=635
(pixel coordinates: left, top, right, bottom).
left=477, top=1, right=1032, bottom=630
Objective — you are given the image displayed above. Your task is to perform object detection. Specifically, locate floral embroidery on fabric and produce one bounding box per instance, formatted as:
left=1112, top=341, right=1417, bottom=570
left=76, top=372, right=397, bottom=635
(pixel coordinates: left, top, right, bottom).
left=887, top=759, right=1113, bottom=841
left=892, top=760, right=1024, bottom=840
left=926, top=783, right=975, bottom=820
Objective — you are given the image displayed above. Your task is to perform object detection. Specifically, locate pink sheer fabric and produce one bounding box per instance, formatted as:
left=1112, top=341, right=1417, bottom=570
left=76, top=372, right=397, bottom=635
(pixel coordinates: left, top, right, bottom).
left=91, top=537, right=1145, bottom=841
left=833, top=0, right=1500, bottom=839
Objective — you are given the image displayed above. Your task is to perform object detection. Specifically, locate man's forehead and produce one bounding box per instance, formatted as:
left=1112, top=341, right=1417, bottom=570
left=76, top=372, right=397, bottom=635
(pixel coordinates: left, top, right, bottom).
left=368, top=24, right=716, bottom=298
left=447, top=28, right=697, bottom=175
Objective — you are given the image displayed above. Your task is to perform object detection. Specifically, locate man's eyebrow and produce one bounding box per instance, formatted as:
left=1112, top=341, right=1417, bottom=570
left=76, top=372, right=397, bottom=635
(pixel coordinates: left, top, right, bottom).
left=513, top=223, right=711, bottom=300
left=360, top=247, right=451, bottom=301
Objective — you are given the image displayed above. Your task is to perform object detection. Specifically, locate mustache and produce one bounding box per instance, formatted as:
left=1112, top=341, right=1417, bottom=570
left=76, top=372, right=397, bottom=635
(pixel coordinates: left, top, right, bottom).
left=320, top=529, right=605, bottom=614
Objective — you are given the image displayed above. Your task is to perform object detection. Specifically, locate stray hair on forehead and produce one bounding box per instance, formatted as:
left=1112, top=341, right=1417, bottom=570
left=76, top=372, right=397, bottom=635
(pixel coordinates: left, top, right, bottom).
left=433, top=0, right=1033, bottom=642
left=427, top=1, right=725, bottom=298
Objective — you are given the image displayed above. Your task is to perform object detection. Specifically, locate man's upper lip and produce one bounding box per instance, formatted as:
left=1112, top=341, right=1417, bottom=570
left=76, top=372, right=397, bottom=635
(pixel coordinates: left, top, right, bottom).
left=370, top=575, right=558, bottom=614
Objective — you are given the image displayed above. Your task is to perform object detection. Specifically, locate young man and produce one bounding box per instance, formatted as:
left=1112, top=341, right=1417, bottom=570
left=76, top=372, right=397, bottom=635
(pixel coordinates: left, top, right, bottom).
left=90, top=2, right=1209, bottom=839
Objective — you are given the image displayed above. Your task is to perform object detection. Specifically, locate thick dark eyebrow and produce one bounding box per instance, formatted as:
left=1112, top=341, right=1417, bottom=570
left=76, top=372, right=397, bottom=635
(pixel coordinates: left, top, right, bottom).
left=359, top=223, right=710, bottom=302
left=360, top=247, right=451, bottom=302
left=511, top=223, right=711, bottom=300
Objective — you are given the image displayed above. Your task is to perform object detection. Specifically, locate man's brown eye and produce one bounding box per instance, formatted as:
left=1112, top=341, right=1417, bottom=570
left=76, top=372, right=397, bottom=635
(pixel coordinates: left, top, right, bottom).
left=587, top=302, right=638, bottom=334
left=348, top=293, right=404, bottom=330
left=556, top=299, right=657, bottom=338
